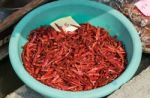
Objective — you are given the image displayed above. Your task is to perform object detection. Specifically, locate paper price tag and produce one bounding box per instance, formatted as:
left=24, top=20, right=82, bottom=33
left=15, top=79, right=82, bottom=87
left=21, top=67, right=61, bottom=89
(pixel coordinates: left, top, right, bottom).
left=135, top=0, right=150, bottom=16
left=50, top=16, right=80, bottom=32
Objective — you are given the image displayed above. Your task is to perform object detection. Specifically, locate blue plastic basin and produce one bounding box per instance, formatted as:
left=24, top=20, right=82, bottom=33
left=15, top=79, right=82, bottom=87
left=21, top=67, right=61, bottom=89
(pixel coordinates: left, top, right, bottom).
left=9, top=0, right=142, bottom=98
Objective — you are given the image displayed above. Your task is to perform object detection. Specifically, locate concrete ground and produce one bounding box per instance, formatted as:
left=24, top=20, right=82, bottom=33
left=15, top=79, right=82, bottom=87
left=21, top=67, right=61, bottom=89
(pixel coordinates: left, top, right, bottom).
left=108, top=66, right=150, bottom=98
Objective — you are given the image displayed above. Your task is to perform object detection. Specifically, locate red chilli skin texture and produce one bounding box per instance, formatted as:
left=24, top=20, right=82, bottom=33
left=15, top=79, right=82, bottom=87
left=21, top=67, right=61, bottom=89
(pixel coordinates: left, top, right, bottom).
left=22, top=23, right=127, bottom=91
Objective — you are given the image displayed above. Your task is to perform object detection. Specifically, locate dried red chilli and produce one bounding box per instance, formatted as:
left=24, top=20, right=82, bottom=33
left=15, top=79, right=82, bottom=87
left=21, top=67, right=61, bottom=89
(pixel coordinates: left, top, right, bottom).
left=22, top=23, right=127, bottom=91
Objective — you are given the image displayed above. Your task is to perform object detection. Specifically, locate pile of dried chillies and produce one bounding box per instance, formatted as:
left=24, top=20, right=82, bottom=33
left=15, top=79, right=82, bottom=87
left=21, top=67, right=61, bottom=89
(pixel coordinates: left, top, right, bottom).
left=22, top=23, right=127, bottom=91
